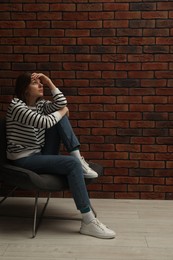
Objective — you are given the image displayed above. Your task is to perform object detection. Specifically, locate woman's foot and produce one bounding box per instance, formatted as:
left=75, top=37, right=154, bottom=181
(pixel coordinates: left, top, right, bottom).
left=80, top=218, right=116, bottom=239
left=80, top=157, right=98, bottom=178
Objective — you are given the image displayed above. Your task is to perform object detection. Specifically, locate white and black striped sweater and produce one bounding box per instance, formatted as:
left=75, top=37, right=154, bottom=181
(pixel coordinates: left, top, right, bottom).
left=6, top=88, right=67, bottom=160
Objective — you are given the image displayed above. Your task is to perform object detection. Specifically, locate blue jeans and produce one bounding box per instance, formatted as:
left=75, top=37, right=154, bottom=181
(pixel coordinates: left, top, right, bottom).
left=13, top=116, right=91, bottom=212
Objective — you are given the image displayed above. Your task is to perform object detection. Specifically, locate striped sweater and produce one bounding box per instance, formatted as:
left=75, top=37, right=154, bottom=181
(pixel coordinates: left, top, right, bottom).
left=6, top=88, right=67, bottom=160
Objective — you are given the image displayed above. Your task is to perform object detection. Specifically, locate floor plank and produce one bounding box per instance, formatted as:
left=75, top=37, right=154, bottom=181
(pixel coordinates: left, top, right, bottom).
left=0, top=197, right=173, bottom=260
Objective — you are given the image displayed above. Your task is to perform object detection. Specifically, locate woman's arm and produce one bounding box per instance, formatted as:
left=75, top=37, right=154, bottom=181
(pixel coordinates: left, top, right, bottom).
left=32, top=73, right=67, bottom=113
left=8, top=99, right=68, bottom=129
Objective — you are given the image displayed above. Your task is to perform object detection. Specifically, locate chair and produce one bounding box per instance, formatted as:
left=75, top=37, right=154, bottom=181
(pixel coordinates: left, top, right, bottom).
left=0, top=118, right=103, bottom=238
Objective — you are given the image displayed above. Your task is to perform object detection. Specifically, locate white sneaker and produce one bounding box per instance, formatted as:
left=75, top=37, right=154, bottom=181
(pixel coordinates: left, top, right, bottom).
left=80, top=157, right=98, bottom=178
left=80, top=218, right=116, bottom=239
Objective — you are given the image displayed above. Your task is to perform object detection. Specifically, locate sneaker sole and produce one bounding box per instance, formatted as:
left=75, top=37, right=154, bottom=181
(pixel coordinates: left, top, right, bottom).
left=80, top=229, right=116, bottom=239
left=84, top=175, right=98, bottom=179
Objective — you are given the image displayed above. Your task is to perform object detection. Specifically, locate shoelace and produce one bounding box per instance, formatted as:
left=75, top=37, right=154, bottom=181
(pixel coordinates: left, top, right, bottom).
left=93, top=219, right=108, bottom=231
left=81, top=157, right=90, bottom=169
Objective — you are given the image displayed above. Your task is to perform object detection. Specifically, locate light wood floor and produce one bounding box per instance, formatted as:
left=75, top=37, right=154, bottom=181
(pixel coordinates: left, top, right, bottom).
left=0, top=197, right=173, bottom=260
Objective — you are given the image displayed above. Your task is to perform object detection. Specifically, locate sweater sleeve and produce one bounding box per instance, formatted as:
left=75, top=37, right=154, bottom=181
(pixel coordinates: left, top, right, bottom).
left=8, top=99, right=63, bottom=129
left=42, top=88, right=67, bottom=114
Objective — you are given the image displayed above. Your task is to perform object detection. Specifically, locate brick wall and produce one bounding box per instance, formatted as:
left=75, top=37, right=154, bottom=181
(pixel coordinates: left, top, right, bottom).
left=0, top=0, right=173, bottom=199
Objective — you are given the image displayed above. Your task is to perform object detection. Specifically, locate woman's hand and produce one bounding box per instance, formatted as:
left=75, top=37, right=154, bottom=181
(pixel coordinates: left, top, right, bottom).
left=58, top=106, right=69, bottom=118
left=31, top=72, right=58, bottom=91
left=31, top=73, right=52, bottom=86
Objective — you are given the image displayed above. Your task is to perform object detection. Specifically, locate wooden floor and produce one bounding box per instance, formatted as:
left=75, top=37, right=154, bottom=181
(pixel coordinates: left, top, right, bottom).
left=0, top=197, right=173, bottom=260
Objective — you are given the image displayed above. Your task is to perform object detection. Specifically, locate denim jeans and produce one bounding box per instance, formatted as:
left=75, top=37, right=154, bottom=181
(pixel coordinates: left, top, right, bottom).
left=13, top=116, right=91, bottom=212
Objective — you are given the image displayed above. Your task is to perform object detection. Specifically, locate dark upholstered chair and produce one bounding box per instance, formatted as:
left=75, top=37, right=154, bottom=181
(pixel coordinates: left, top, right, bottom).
left=0, top=118, right=103, bottom=238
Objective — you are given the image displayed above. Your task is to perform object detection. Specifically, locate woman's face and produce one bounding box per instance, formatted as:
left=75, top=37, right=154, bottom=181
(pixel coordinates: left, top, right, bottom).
left=26, top=78, right=44, bottom=105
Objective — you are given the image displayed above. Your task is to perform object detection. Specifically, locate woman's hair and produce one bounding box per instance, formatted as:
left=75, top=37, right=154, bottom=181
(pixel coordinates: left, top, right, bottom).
left=15, top=72, right=32, bottom=102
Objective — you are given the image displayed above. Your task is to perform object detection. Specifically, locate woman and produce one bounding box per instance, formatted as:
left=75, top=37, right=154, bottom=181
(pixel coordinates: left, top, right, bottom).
left=6, top=72, right=115, bottom=239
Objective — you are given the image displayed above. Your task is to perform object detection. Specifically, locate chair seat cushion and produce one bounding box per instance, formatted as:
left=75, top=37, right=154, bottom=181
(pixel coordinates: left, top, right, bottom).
left=1, top=162, right=102, bottom=192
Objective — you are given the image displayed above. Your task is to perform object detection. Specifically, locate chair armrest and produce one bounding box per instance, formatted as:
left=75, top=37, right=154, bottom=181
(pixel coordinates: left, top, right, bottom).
left=88, top=162, right=103, bottom=177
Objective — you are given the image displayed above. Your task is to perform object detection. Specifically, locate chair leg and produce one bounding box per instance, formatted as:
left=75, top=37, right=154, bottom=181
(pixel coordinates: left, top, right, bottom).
left=1, top=189, right=97, bottom=238
left=32, top=192, right=51, bottom=238
left=0, top=186, right=18, bottom=204
left=32, top=192, right=39, bottom=238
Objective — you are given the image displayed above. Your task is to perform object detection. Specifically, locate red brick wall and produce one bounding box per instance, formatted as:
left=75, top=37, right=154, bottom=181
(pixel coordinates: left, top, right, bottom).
left=1, top=0, right=173, bottom=199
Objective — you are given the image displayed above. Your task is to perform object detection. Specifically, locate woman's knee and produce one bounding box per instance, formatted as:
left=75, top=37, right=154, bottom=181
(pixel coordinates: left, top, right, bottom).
left=66, top=156, right=82, bottom=171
